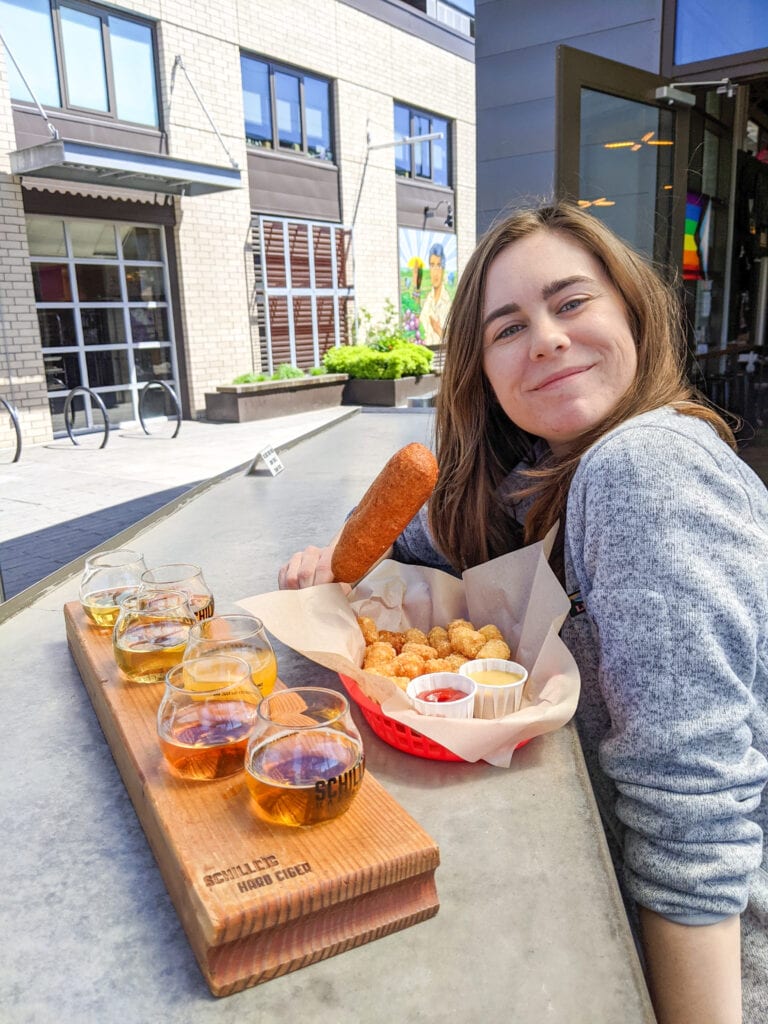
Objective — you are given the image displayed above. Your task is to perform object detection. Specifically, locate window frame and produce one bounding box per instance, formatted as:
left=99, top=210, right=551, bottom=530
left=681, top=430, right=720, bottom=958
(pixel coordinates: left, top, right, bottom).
left=393, top=101, right=451, bottom=186
left=240, top=52, right=335, bottom=164
left=28, top=214, right=180, bottom=436
left=7, top=0, right=161, bottom=129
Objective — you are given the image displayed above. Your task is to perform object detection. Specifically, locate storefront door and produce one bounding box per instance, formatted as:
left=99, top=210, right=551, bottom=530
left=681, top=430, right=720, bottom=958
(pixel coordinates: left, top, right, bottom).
left=556, top=45, right=690, bottom=274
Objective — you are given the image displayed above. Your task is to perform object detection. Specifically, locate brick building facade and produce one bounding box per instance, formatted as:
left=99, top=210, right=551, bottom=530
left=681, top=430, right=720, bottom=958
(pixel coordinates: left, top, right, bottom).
left=0, top=0, right=475, bottom=446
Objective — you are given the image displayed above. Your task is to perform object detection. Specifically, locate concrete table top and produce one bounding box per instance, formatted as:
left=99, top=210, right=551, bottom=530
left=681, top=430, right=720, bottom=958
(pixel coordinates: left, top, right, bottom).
left=0, top=410, right=655, bottom=1023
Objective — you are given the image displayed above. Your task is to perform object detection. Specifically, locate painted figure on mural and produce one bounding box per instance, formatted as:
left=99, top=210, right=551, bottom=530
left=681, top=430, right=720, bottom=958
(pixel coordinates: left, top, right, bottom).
left=419, top=243, right=452, bottom=345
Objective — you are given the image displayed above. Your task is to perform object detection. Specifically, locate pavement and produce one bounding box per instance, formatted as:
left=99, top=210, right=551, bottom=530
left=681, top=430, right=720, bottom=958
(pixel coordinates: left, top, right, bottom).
left=1, top=406, right=765, bottom=613
left=0, top=406, right=361, bottom=605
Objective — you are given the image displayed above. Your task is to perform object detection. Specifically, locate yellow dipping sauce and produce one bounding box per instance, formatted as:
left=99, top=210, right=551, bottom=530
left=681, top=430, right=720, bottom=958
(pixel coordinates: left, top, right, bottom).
left=468, top=669, right=523, bottom=687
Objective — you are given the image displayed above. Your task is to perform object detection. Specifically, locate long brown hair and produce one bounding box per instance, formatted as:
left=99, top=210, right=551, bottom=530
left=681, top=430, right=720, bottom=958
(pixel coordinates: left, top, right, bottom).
left=429, top=201, right=734, bottom=571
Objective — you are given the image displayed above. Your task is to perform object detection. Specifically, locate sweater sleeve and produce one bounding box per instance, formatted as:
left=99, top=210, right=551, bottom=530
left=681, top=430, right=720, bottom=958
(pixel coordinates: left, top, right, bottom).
left=567, top=422, right=768, bottom=923
left=391, top=504, right=459, bottom=576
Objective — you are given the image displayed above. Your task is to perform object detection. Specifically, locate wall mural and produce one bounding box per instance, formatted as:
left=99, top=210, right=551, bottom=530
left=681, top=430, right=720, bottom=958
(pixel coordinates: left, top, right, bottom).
left=398, top=228, right=457, bottom=345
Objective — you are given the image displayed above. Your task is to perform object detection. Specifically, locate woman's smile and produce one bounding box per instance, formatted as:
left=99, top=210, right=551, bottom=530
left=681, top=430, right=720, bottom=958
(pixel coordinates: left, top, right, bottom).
left=529, top=364, right=594, bottom=391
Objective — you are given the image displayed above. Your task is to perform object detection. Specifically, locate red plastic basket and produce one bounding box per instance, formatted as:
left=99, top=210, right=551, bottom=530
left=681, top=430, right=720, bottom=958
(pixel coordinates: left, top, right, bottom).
left=339, top=674, right=533, bottom=763
left=339, top=674, right=466, bottom=761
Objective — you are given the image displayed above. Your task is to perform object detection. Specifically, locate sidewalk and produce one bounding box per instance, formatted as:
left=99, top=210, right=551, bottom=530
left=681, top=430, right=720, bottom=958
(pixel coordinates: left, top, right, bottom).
left=0, top=407, right=358, bottom=602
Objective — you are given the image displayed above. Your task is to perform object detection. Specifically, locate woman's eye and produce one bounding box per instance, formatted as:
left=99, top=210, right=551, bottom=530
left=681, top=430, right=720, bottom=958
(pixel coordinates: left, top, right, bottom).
left=496, top=323, right=524, bottom=341
left=559, top=297, right=584, bottom=313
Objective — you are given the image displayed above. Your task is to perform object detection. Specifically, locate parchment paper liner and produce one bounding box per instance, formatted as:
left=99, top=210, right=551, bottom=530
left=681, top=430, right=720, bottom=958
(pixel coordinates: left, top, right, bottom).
left=238, top=528, right=580, bottom=768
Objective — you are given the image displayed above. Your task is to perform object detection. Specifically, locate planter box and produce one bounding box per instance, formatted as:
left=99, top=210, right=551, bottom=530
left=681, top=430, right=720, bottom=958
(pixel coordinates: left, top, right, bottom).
left=204, top=374, right=348, bottom=423
left=342, top=374, right=439, bottom=408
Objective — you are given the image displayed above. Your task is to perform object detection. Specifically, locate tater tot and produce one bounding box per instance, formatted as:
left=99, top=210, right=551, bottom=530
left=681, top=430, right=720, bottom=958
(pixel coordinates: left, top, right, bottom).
left=357, top=616, right=379, bottom=644
left=433, top=638, right=453, bottom=658
left=403, top=627, right=429, bottom=645
left=391, top=676, right=410, bottom=691
left=445, top=652, right=469, bottom=670
left=392, top=653, right=426, bottom=679
left=364, top=661, right=397, bottom=677
left=427, top=626, right=449, bottom=647
left=365, top=641, right=396, bottom=662
left=450, top=628, right=486, bottom=658
left=479, top=624, right=504, bottom=641
left=378, top=630, right=405, bottom=653
left=477, top=639, right=511, bottom=660
left=447, top=618, right=474, bottom=635
left=424, top=658, right=452, bottom=673
left=401, top=642, right=438, bottom=660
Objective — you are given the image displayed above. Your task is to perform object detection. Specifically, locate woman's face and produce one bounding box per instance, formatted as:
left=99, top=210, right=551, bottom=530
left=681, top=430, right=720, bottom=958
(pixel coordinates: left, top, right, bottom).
left=481, top=230, right=637, bottom=453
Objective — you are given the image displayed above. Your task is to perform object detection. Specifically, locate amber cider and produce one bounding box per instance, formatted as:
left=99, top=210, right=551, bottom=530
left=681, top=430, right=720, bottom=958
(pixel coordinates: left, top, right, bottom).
left=246, top=729, right=364, bottom=827
left=159, top=702, right=252, bottom=780
left=114, top=619, right=189, bottom=683
left=82, top=587, right=134, bottom=628
left=227, top=646, right=277, bottom=697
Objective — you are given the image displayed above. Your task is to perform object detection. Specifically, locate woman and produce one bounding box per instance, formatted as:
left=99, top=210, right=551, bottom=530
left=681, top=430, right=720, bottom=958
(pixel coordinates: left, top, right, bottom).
left=279, top=203, right=768, bottom=1023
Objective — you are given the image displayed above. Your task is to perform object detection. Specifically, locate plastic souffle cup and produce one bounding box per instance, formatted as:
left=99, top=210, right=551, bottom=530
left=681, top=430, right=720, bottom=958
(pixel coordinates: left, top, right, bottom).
left=406, top=672, right=476, bottom=719
left=458, top=659, right=528, bottom=719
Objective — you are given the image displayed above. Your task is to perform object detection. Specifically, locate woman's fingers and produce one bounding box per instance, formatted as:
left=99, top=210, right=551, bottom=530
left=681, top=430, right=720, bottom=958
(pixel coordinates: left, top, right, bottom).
left=278, top=546, right=332, bottom=589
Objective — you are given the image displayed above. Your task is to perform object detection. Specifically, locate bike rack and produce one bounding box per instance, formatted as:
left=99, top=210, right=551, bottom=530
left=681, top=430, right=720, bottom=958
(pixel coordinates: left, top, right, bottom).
left=138, top=380, right=182, bottom=438
left=0, top=396, right=22, bottom=463
left=63, top=386, right=110, bottom=449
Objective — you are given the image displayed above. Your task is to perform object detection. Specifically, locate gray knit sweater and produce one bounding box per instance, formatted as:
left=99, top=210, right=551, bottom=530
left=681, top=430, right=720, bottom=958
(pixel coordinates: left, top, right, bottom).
left=393, top=408, right=768, bottom=1012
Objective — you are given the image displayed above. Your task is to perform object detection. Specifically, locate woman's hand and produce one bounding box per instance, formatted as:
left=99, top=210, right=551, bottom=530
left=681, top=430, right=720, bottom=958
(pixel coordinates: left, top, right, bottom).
left=278, top=545, right=336, bottom=589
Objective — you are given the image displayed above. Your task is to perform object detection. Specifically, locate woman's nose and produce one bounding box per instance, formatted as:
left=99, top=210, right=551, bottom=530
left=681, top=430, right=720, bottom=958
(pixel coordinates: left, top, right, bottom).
left=529, top=316, right=571, bottom=359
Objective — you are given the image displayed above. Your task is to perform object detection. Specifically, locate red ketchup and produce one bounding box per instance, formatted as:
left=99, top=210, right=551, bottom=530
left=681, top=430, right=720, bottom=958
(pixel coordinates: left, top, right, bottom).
left=417, top=687, right=467, bottom=703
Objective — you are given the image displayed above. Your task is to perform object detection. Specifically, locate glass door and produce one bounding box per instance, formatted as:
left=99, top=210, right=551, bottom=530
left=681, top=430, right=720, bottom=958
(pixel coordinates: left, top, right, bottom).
left=556, top=45, right=689, bottom=273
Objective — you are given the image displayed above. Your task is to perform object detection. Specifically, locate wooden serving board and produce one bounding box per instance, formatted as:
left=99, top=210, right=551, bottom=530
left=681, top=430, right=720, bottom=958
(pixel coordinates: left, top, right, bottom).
left=64, top=602, right=440, bottom=996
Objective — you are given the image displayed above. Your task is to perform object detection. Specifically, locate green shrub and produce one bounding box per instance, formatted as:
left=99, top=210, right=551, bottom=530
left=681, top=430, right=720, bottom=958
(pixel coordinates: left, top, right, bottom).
left=271, top=363, right=306, bottom=380
left=323, top=342, right=432, bottom=380
left=308, top=365, right=326, bottom=376
left=232, top=372, right=267, bottom=383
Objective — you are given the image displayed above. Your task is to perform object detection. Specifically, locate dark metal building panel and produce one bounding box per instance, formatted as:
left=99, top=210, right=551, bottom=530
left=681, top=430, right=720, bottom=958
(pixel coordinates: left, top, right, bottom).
left=477, top=151, right=556, bottom=228
left=12, top=107, right=165, bottom=155
left=247, top=150, right=341, bottom=221
left=476, top=0, right=661, bottom=58
left=475, top=1, right=663, bottom=231
left=396, top=179, right=456, bottom=231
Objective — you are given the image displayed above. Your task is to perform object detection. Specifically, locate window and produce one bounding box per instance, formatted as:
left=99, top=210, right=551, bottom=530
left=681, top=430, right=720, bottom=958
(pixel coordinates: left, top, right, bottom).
left=240, top=54, right=333, bottom=162
left=0, top=0, right=159, bottom=127
left=27, top=215, right=178, bottom=435
left=394, top=103, right=449, bottom=186
left=674, top=0, right=768, bottom=65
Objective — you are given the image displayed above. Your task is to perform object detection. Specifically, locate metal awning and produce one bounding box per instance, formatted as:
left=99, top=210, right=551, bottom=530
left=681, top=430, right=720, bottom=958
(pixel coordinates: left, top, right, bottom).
left=10, top=139, right=242, bottom=197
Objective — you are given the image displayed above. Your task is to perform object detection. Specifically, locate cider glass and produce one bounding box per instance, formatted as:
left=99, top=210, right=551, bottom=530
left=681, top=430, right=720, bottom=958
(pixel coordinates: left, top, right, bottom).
left=158, top=655, right=260, bottom=781
left=113, top=590, right=196, bottom=684
left=185, top=614, right=278, bottom=698
left=140, top=563, right=214, bottom=621
left=245, top=688, right=365, bottom=828
left=79, top=549, right=147, bottom=629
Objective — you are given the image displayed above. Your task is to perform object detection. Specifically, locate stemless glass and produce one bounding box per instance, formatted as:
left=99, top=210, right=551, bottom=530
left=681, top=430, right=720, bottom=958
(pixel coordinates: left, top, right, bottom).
left=184, top=614, right=278, bottom=698
left=79, top=549, right=147, bottom=629
left=245, top=688, right=365, bottom=828
left=113, top=590, right=196, bottom=684
left=140, top=563, right=214, bottom=621
left=158, top=655, right=261, bottom=781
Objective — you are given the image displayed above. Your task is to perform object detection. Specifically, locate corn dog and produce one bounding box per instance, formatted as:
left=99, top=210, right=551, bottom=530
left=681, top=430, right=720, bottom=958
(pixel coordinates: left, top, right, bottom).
left=330, top=442, right=439, bottom=584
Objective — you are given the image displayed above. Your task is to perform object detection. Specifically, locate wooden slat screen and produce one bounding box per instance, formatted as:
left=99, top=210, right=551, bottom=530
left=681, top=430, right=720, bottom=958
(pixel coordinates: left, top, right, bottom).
left=254, top=217, right=354, bottom=372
